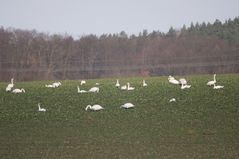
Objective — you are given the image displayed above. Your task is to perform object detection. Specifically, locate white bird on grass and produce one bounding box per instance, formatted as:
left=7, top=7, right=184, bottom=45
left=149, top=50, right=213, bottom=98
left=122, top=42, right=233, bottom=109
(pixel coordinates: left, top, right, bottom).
left=38, top=103, right=46, bottom=112
left=120, top=103, right=135, bottom=109
left=169, top=98, right=176, bottom=102
left=127, top=83, right=135, bottom=91
left=207, top=74, right=216, bottom=86
left=115, top=79, right=120, bottom=88
left=52, top=82, right=61, bottom=87
left=85, top=105, right=104, bottom=111
left=45, top=84, right=56, bottom=88
left=179, top=78, right=187, bottom=85
left=121, top=84, right=127, bottom=90
left=81, top=80, right=86, bottom=85
left=181, top=84, right=191, bottom=90
left=12, top=88, right=25, bottom=93
left=213, top=84, right=224, bottom=89
left=143, top=80, right=148, bottom=87
left=77, top=86, right=87, bottom=93
left=168, top=76, right=180, bottom=85
left=88, top=87, right=99, bottom=93
left=6, top=78, right=14, bottom=92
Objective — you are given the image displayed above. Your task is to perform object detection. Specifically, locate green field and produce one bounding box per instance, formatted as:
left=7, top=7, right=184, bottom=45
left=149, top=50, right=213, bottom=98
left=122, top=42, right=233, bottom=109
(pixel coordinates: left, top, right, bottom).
left=1, top=74, right=239, bottom=158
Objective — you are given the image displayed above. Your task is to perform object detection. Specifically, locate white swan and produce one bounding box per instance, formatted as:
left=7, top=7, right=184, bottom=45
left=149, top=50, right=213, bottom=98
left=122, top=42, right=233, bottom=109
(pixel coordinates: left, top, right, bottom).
left=12, top=88, right=25, bottom=93
left=81, top=80, right=86, bottom=85
left=168, top=76, right=180, bottom=85
left=127, top=83, right=135, bottom=91
left=52, top=82, right=61, bottom=87
left=143, top=80, right=148, bottom=87
left=181, top=83, right=191, bottom=90
left=120, top=103, right=135, bottom=109
left=179, top=78, right=187, bottom=85
left=207, top=74, right=216, bottom=86
left=213, top=84, right=224, bottom=89
left=115, top=79, right=120, bottom=87
left=45, top=84, right=56, bottom=88
left=77, top=86, right=87, bottom=93
left=121, top=84, right=127, bottom=90
left=6, top=78, right=14, bottom=92
left=38, top=103, right=46, bottom=112
left=88, top=87, right=99, bottom=93
left=169, top=98, right=176, bottom=102
left=85, top=105, right=104, bottom=111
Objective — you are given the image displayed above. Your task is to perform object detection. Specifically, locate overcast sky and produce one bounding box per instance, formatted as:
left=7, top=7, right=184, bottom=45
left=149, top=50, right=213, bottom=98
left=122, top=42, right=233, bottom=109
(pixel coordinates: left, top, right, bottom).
left=0, top=0, right=239, bottom=38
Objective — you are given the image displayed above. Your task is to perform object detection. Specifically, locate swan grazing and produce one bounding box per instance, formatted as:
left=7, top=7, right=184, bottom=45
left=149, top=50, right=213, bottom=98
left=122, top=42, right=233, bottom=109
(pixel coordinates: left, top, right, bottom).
left=168, top=76, right=180, bottom=85
left=80, top=80, right=86, bottom=85
left=77, top=86, right=87, bottom=93
left=115, top=79, right=120, bottom=88
left=12, top=88, right=25, bottom=93
left=85, top=105, right=104, bottom=111
left=127, top=83, right=135, bottom=91
left=169, top=98, right=176, bottom=102
left=6, top=78, right=14, bottom=92
left=143, top=80, right=148, bottom=87
left=120, top=103, right=135, bottom=109
left=38, top=103, right=46, bottom=112
left=88, top=87, right=99, bottom=93
left=207, top=74, right=216, bottom=86
left=121, top=84, right=127, bottom=90
left=213, top=84, right=224, bottom=89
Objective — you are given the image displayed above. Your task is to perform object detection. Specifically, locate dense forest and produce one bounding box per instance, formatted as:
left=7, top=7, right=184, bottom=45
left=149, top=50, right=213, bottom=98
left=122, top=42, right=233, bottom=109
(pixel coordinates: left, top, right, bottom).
left=0, top=17, right=239, bottom=81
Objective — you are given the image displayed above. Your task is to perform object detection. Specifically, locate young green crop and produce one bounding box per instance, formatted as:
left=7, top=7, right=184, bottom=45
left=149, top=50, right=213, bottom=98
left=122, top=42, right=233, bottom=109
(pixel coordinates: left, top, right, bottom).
left=0, top=74, right=239, bottom=158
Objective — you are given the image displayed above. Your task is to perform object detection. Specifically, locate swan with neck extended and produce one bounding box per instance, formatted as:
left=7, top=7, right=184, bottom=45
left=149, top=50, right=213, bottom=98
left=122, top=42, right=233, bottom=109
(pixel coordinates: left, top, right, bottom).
left=77, top=86, right=87, bottom=93
left=143, top=80, right=148, bottom=87
left=207, top=74, right=216, bottom=86
left=38, top=103, right=46, bottom=112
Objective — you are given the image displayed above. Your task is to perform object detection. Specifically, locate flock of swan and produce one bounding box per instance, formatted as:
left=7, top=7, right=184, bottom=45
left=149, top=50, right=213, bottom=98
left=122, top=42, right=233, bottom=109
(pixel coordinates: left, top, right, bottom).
left=4, top=74, right=224, bottom=112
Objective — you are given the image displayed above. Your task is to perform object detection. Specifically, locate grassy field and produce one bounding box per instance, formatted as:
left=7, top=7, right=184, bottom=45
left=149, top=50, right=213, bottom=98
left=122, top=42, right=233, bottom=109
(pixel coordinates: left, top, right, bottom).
left=0, top=74, right=239, bottom=158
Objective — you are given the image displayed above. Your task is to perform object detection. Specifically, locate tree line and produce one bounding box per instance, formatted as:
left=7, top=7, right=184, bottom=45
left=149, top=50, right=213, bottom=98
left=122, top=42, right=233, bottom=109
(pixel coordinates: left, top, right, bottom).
left=0, top=17, right=239, bottom=81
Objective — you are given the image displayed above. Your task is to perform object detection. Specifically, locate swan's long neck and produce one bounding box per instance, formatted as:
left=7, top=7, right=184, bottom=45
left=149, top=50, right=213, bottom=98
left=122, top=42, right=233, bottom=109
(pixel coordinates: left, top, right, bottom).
left=86, top=105, right=91, bottom=111
left=127, top=83, right=130, bottom=88
left=38, top=104, right=41, bottom=109
left=214, top=74, right=216, bottom=81
left=11, top=78, right=14, bottom=84
left=77, top=86, right=80, bottom=92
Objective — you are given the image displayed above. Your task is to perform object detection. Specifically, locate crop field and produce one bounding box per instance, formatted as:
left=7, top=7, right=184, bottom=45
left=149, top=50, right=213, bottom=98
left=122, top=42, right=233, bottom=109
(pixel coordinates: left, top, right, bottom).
left=0, top=74, right=239, bottom=158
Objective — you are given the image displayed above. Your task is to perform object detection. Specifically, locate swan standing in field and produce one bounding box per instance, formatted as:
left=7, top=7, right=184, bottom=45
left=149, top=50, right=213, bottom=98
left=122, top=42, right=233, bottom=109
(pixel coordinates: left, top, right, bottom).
left=115, top=79, right=120, bottom=88
left=88, top=87, right=99, bottom=93
left=143, top=80, right=148, bottom=87
left=120, top=103, right=135, bottom=109
left=77, top=86, right=87, bottom=93
left=12, top=88, right=25, bottom=93
left=6, top=78, right=14, bottom=92
left=169, top=98, right=176, bottom=102
left=85, top=105, right=104, bottom=111
left=81, top=80, right=86, bottom=85
left=38, top=103, right=46, bottom=112
left=213, top=84, right=224, bottom=89
left=127, top=83, right=135, bottom=91
left=168, top=76, right=180, bottom=85
left=207, top=74, right=216, bottom=86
